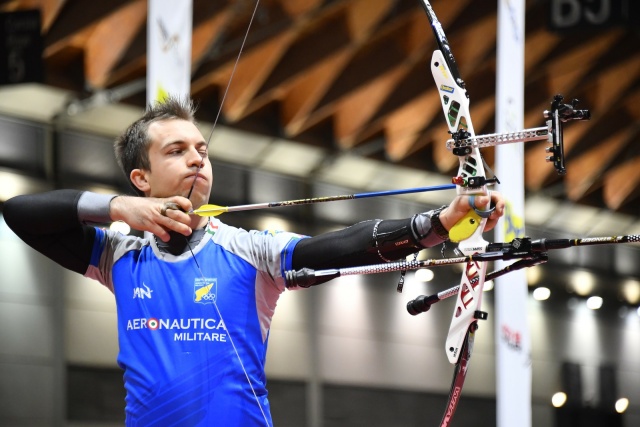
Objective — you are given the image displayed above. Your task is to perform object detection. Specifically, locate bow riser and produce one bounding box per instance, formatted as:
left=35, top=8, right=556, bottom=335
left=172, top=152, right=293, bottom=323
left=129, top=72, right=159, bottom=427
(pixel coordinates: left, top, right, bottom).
left=430, top=51, right=485, bottom=196
left=430, top=49, right=490, bottom=364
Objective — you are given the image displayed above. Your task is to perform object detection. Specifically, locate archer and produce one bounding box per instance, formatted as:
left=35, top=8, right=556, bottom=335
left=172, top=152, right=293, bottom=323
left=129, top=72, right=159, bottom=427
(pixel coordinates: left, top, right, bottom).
left=4, top=96, right=504, bottom=426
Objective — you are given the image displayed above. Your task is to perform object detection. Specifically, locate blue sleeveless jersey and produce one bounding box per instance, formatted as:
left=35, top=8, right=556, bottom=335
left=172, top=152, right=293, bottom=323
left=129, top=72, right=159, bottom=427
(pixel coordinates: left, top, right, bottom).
left=85, top=218, right=303, bottom=426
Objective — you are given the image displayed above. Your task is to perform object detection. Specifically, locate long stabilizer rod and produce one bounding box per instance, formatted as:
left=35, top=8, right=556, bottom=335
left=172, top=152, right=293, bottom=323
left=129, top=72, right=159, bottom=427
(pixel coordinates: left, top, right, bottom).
left=285, top=250, right=533, bottom=288
left=285, top=234, right=640, bottom=288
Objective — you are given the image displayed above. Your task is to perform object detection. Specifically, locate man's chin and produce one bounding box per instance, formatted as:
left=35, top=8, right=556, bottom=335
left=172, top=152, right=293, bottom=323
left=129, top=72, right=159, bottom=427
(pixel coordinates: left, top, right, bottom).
left=188, top=192, right=212, bottom=210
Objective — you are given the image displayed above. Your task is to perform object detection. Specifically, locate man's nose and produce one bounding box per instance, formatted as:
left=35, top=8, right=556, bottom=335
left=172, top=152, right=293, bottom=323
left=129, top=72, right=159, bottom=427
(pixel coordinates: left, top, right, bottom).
left=187, top=147, right=205, bottom=168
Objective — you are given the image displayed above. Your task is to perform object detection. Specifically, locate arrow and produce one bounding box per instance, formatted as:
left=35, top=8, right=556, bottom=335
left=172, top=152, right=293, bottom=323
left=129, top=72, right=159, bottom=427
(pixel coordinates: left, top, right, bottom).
left=187, top=184, right=456, bottom=217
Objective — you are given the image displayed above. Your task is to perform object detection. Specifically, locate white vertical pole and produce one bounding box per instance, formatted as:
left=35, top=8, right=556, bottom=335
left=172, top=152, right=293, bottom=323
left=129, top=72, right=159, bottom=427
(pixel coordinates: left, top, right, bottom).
left=495, top=0, right=531, bottom=426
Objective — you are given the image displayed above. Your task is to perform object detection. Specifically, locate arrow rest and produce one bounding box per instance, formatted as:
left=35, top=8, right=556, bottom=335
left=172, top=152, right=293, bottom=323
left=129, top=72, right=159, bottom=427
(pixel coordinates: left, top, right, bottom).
left=451, top=174, right=500, bottom=189
left=449, top=129, right=501, bottom=189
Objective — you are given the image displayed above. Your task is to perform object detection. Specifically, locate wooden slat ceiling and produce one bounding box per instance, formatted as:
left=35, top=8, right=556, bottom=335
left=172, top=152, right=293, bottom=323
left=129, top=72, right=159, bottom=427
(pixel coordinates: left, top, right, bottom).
left=2, top=0, right=640, bottom=215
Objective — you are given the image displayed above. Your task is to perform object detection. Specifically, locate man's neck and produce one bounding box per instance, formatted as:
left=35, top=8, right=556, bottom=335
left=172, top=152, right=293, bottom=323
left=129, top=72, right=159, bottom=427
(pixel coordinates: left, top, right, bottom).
left=191, top=215, right=207, bottom=230
left=156, top=222, right=208, bottom=256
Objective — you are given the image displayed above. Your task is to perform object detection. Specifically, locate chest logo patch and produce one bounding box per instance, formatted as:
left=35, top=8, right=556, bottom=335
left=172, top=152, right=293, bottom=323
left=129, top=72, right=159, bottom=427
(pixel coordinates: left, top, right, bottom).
left=133, top=283, right=153, bottom=299
left=194, top=277, right=217, bottom=304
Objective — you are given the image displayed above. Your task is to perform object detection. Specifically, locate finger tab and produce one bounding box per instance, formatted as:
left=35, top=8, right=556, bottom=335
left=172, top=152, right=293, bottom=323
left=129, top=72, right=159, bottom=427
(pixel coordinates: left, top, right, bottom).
left=161, top=202, right=182, bottom=216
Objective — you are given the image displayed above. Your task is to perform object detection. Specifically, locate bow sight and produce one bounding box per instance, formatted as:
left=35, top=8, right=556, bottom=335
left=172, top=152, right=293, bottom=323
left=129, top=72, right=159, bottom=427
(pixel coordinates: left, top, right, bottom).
left=447, top=94, right=591, bottom=178
left=544, top=94, right=591, bottom=175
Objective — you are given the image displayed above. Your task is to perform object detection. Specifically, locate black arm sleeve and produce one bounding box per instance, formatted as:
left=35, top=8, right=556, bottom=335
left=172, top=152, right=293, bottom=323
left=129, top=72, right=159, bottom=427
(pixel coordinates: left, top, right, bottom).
left=3, top=190, right=97, bottom=274
left=292, top=218, right=423, bottom=270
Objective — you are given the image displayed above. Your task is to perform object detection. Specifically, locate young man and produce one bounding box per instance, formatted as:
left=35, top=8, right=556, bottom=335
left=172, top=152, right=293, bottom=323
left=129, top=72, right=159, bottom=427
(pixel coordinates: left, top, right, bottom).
left=4, top=97, right=504, bottom=426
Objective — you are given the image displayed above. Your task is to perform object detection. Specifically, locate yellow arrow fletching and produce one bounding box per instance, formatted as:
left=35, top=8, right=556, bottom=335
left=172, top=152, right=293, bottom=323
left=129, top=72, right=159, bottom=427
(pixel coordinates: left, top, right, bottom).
left=192, top=204, right=229, bottom=217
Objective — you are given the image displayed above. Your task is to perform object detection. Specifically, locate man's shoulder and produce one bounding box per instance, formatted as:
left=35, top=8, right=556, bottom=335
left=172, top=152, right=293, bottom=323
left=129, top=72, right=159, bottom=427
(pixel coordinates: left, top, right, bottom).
left=97, top=227, right=150, bottom=259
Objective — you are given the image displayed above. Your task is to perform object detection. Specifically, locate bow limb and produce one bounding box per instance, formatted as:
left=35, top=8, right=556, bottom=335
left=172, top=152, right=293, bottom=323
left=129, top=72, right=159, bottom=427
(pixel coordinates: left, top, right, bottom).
left=421, top=0, right=492, bottom=366
left=439, top=325, right=476, bottom=427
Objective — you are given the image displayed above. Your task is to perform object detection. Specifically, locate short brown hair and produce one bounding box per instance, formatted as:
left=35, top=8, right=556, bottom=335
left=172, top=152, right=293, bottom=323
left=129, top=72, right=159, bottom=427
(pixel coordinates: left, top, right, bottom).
left=114, top=96, right=197, bottom=195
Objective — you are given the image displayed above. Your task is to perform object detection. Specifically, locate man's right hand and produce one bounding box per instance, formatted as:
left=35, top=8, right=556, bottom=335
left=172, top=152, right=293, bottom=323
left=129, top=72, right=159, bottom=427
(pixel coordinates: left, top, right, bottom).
left=108, top=196, right=194, bottom=242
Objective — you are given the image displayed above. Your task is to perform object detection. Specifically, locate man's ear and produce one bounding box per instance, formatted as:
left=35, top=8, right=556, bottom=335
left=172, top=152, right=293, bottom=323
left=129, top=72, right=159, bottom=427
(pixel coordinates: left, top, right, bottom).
left=130, top=169, right=150, bottom=194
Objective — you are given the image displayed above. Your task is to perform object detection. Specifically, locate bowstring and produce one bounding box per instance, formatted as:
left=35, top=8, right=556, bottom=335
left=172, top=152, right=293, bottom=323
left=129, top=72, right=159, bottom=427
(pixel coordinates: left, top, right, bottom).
left=186, top=238, right=270, bottom=426
left=186, top=0, right=261, bottom=201
left=183, top=1, right=269, bottom=425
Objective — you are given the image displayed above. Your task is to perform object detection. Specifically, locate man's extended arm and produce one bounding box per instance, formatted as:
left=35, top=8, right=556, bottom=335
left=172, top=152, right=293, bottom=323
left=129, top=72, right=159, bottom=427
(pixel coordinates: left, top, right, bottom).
left=291, top=213, right=446, bottom=270
left=3, top=190, right=110, bottom=274
left=3, top=188, right=199, bottom=273
left=291, top=193, right=504, bottom=271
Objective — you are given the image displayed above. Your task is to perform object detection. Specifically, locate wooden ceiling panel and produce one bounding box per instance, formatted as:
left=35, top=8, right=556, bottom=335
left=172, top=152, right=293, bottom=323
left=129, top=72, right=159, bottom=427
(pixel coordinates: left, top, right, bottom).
left=384, top=89, right=442, bottom=161
left=43, top=0, right=133, bottom=50
left=604, top=158, right=640, bottom=211
left=84, top=0, right=146, bottom=89
left=565, top=128, right=631, bottom=201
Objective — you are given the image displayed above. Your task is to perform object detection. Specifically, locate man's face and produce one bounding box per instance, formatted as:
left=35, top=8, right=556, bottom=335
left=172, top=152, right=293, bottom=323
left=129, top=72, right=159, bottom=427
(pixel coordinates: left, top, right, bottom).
left=135, top=119, right=213, bottom=208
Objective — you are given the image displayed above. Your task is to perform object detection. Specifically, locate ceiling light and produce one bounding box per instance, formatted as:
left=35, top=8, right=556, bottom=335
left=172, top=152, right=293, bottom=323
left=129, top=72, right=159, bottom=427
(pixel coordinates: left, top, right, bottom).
left=415, top=269, right=434, bottom=282
left=551, top=392, right=567, bottom=408
left=586, top=296, right=603, bottom=310
left=526, top=266, right=542, bottom=286
left=0, top=171, right=51, bottom=201
left=570, top=270, right=595, bottom=296
left=256, top=215, right=291, bottom=232
left=85, top=184, right=121, bottom=195
left=110, top=221, right=130, bottom=235
left=621, top=279, right=640, bottom=305
left=524, top=195, right=558, bottom=227
left=533, top=287, right=551, bottom=301
left=615, top=397, right=629, bottom=414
